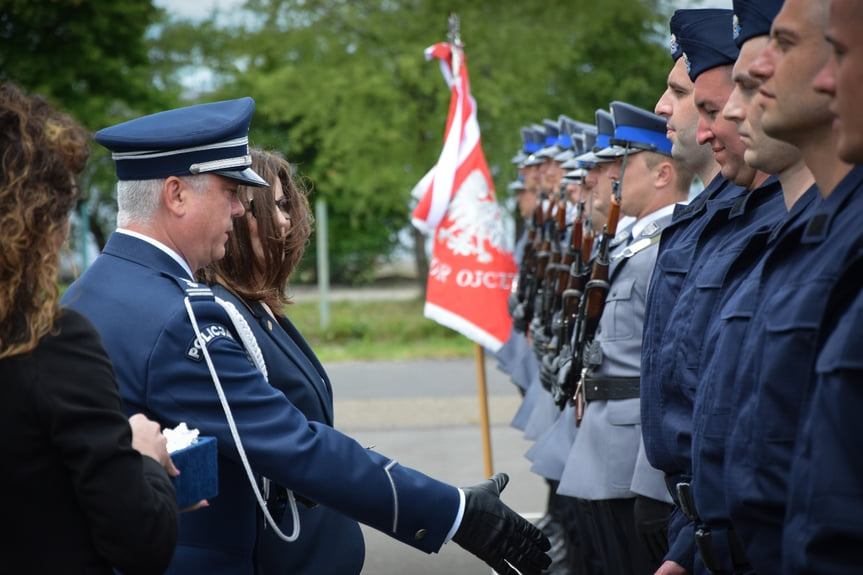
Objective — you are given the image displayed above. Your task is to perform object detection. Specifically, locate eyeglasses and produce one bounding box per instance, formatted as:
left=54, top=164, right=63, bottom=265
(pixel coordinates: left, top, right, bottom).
left=274, top=196, right=291, bottom=219
left=250, top=196, right=292, bottom=221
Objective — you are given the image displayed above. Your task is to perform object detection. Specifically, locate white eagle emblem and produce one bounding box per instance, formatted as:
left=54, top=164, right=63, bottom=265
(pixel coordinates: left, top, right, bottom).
left=436, top=169, right=511, bottom=263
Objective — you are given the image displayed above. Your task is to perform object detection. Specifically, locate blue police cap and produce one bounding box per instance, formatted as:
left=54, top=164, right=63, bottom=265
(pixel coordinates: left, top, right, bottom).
left=732, top=0, right=784, bottom=48
left=537, top=118, right=563, bottom=159
left=518, top=124, right=547, bottom=168
left=597, top=101, right=673, bottom=158
left=561, top=125, right=596, bottom=169
left=510, top=126, right=532, bottom=165
left=674, top=9, right=740, bottom=82
left=95, top=97, right=268, bottom=187
left=507, top=179, right=526, bottom=192
left=575, top=109, right=615, bottom=164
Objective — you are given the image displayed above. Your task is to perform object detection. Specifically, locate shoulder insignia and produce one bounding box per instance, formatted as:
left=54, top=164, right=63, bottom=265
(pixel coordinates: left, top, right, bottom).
left=185, top=323, right=236, bottom=362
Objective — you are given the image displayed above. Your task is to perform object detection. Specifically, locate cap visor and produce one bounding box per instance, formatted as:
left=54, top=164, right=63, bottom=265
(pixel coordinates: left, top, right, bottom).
left=213, top=167, right=269, bottom=187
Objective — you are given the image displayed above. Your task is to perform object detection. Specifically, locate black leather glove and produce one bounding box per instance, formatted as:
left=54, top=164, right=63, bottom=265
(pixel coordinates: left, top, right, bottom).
left=453, top=473, right=552, bottom=575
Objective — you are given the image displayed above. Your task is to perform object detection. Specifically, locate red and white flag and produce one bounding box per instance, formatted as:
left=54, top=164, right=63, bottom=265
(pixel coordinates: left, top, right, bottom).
left=411, top=41, right=518, bottom=352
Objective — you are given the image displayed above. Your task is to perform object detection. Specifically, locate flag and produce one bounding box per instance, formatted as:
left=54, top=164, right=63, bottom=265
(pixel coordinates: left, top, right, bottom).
left=411, top=41, right=518, bottom=353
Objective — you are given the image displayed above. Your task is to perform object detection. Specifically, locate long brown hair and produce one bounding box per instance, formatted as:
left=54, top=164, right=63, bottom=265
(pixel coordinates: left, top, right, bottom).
left=0, top=83, right=89, bottom=358
left=198, top=149, right=313, bottom=314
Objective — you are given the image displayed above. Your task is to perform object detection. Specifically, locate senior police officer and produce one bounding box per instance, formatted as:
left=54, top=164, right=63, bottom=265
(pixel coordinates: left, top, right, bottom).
left=61, top=97, right=551, bottom=575
left=716, top=1, right=863, bottom=572
left=783, top=3, right=863, bottom=569
left=556, top=102, right=693, bottom=575
left=639, top=11, right=749, bottom=575
left=684, top=1, right=820, bottom=573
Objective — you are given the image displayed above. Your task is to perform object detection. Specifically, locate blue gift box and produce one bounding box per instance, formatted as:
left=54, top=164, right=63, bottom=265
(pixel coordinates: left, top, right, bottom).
left=170, top=436, right=218, bottom=508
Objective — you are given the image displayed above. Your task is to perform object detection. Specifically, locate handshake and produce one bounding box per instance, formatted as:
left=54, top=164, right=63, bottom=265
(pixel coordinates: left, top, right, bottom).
left=454, top=473, right=552, bottom=575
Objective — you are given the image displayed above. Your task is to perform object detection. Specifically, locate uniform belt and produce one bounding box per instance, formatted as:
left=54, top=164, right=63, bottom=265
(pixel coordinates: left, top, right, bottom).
left=694, top=523, right=751, bottom=575
left=675, top=481, right=699, bottom=522
left=583, top=376, right=640, bottom=401
left=663, top=473, right=692, bottom=507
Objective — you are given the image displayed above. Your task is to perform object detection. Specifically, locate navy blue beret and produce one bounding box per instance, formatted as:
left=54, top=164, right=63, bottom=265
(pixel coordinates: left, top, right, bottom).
left=95, top=97, right=268, bottom=187
left=732, top=0, right=784, bottom=48
left=673, top=9, right=740, bottom=81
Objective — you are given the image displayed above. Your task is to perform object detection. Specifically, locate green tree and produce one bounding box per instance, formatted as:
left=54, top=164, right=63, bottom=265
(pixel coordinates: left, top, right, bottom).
left=150, top=0, right=672, bottom=283
left=1, top=0, right=182, bottom=254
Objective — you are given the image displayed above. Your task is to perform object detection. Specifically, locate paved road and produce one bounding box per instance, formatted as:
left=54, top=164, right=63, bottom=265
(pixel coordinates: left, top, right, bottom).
left=325, top=358, right=548, bottom=575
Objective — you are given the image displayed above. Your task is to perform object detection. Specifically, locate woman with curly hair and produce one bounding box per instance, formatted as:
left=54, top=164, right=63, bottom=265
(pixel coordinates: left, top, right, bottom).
left=0, top=82, right=180, bottom=574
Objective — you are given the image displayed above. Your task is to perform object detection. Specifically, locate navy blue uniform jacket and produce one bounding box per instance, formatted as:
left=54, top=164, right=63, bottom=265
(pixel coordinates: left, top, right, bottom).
left=62, top=232, right=460, bottom=575
left=211, top=284, right=366, bottom=575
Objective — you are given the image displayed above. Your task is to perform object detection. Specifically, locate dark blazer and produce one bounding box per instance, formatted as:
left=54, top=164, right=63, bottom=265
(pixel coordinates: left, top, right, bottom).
left=212, top=285, right=365, bottom=575
left=62, top=232, right=460, bottom=575
left=0, top=308, right=178, bottom=574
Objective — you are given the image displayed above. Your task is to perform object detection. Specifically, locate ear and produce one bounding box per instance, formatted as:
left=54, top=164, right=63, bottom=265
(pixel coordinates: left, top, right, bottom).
left=162, top=176, right=187, bottom=217
left=654, top=160, right=674, bottom=190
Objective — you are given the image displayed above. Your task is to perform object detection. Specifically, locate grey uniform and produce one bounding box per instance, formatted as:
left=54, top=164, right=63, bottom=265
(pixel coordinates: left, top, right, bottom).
left=558, top=207, right=673, bottom=502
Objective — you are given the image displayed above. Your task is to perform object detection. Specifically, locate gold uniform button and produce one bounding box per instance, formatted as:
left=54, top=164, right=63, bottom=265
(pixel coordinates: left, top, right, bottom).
left=414, top=529, right=428, bottom=540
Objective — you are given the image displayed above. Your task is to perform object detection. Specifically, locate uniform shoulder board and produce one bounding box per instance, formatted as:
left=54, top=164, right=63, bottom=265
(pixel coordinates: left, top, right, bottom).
left=165, top=273, right=215, bottom=301
left=642, top=221, right=662, bottom=238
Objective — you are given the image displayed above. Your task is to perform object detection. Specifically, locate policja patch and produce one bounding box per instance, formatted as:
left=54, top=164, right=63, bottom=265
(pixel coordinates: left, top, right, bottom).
left=185, top=323, right=236, bottom=361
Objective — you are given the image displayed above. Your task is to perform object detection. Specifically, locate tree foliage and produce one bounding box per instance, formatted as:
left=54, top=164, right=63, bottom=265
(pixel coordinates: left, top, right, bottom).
left=148, top=0, right=672, bottom=283
left=4, top=0, right=673, bottom=283
left=0, top=0, right=181, bottom=253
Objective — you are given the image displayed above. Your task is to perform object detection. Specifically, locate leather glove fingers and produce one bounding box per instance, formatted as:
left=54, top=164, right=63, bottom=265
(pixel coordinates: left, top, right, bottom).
left=453, top=473, right=552, bottom=575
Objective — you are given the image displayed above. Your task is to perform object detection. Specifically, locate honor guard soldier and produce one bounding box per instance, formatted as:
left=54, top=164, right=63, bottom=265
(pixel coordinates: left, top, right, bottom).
left=638, top=10, right=748, bottom=574
left=62, top=97, right=551, bottom=575
left=713, top=0, right=863, bottom=572
left=784, top=4, right=863, bottom=569
left=556, top=101, right=693, bottom=575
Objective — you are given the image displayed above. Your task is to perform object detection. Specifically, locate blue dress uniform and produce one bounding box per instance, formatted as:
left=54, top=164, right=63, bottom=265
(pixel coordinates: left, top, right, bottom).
left=724, top=166, right=863, bottom=575
left=63, top=234, right=460, bottom=574
left=783, top=256, right=863, bottom=574
left=558, top=102, right=678, bottom=575
left=61, top=98, right=462, bottom=575
left=210, top=285, right=366, bottom=574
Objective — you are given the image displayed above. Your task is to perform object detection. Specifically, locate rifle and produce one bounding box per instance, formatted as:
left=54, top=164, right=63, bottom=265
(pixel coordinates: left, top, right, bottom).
left=537, top=187, right=572, bottom=391
left=550, top=199, right=587, bottom=407
left=540, top=187, right=569, bottom=340
left=571, top=145, right=630, bottom=425
left=524, top=193, right=553, bottom=337
left=511, top=196, right=541, bottom=333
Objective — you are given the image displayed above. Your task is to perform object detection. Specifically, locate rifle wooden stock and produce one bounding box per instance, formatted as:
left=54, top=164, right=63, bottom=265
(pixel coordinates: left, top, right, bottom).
left=571, top=195, right=622, bottom=422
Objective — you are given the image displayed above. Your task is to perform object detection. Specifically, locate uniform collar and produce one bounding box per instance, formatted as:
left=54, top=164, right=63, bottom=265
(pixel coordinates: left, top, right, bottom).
left=115, top=228, right=195, bottom=279
left=729, top=174, right=780, bottom=218
left=801, top=165, right=863, bottom=244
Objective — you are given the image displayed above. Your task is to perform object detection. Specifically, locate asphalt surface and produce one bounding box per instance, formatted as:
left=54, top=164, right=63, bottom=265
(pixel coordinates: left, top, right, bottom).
left=325, top=358, right=548, bottom=575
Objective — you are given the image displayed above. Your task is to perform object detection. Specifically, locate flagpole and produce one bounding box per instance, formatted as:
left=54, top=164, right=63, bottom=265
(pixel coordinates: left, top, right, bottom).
left=448, top=12, right=494, bottom=479
left=473, top=342, right=494, bottom=478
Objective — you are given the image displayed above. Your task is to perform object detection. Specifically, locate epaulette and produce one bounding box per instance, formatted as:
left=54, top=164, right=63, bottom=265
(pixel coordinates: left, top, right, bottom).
left=165, top=273, right=215, bottom=302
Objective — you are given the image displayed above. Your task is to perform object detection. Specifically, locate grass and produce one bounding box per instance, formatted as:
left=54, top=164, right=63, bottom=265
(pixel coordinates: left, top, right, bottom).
left=283, top=296, right=476, bottom=362
left=60, top=283, right=473, bottom=362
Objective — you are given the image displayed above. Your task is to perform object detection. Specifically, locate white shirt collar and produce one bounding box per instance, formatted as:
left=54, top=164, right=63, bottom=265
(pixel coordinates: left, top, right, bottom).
left=115, top=228, right=195, bottom=280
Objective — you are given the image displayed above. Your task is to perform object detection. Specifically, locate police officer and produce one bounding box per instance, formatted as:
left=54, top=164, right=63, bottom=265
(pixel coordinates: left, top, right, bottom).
left=639, top=12, right=749, bottom=574
left=61, top=98, right=551, bottom=575
left=783, top=4, right=863, bottom=569
left=685, top=2, right=819, bottom=573
left=556, top=101, right=693, bottom=575
left=718, top=1, right=863, bottom=573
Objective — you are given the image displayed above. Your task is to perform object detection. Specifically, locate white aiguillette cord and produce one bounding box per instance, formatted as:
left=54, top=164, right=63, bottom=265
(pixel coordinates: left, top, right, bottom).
left=183, top=296, right=300, bottom=542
